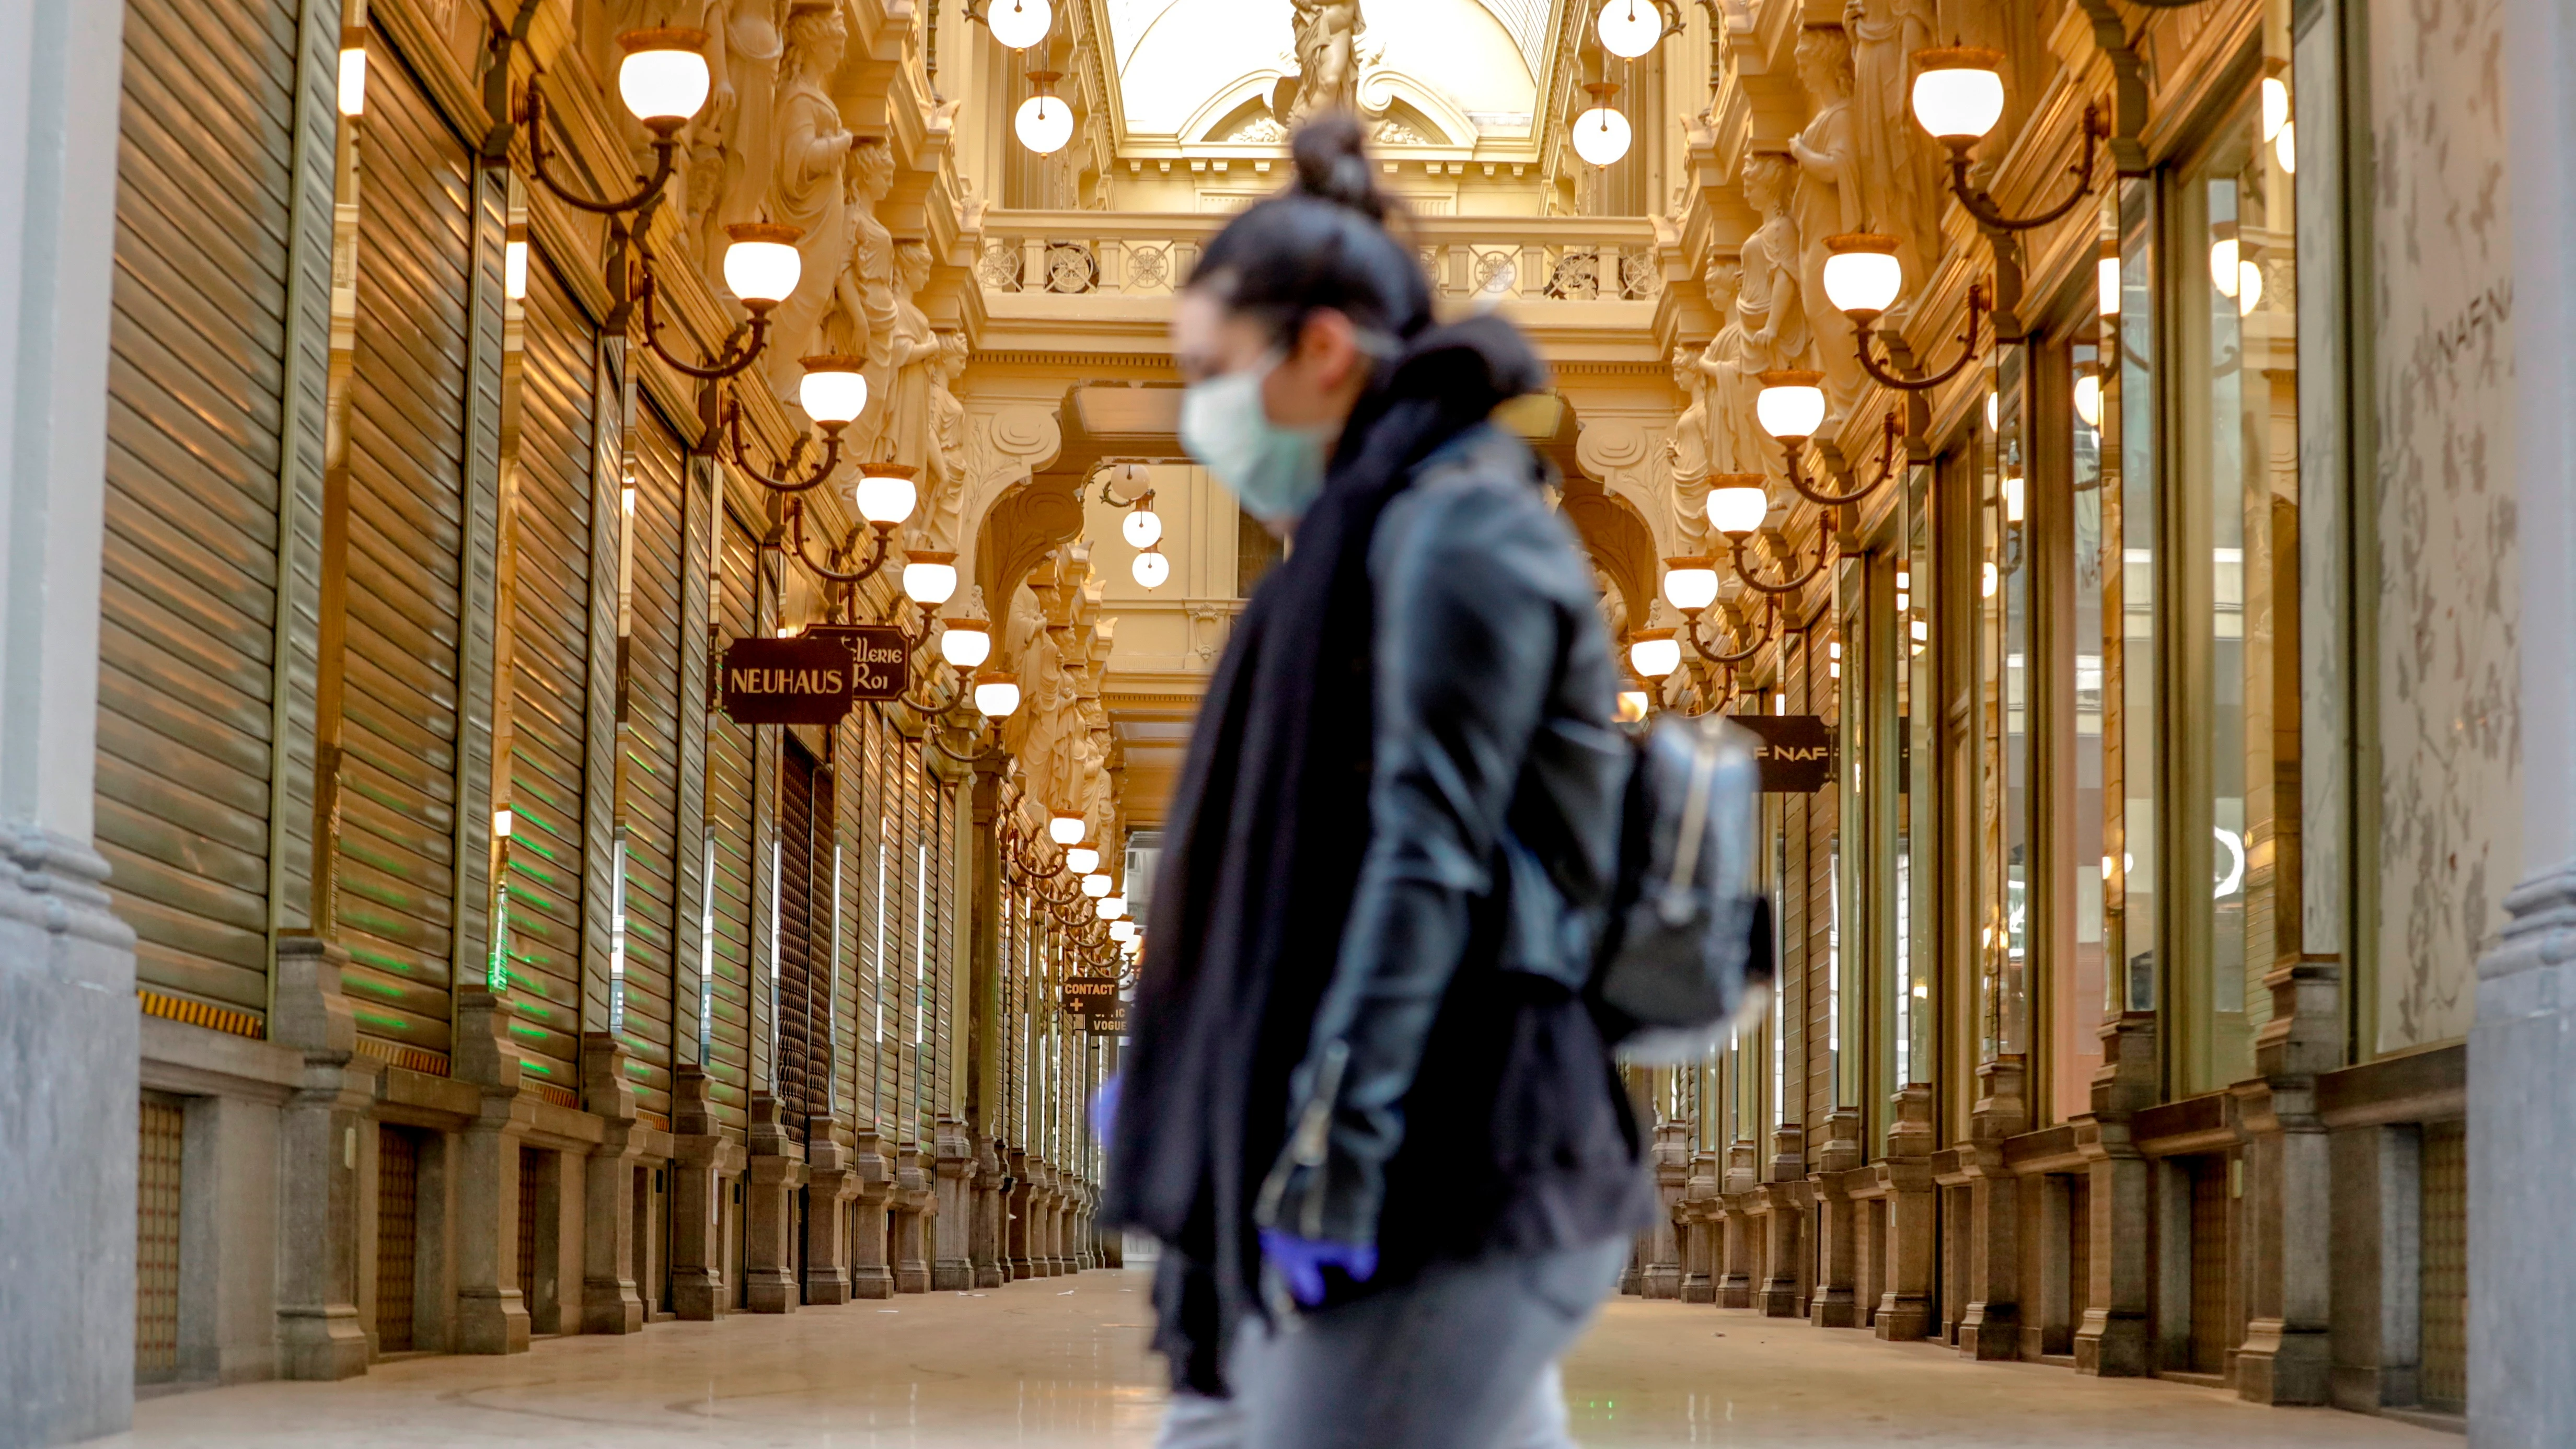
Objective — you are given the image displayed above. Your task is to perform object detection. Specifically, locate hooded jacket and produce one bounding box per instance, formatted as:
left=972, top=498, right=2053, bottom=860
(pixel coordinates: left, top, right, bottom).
left=1101, top=314, right=1652, bottom=1393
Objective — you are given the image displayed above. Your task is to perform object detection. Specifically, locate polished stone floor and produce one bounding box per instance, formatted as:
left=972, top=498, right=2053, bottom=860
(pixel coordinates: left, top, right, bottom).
left=114, top=1270, right=2448, bottom=1447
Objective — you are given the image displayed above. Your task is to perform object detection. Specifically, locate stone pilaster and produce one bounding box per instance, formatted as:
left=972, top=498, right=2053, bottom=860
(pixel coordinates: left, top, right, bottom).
left=1642, top=1116, right=1691, bottom=1299
left=1007, top=1147, right=1037, bottom=1279
left=1808, top=1108, right=1862, bottom=1328
left=2234, top=958, right=2341, bottom=1404
left=1718, top=1140, right=1758, bottom=1307
left=451, top=988, right=531, bottom=1354
left=579, top=1034, right=645, bottom=1334
left=804, top=1117, right=858, bottom=1305
left=1873, top=1084, right=1937, bottom=1342
left=2075, top=1014, right=2156, bottom=1375
left=270, top=934, right=372, bottom=1379
left=668, top=1065, right=738, bottom=1320
left=933, top=1117, right=975, bottom=1290
left=850, top=1127, right=895, bottom=1299
left=1757, top=1121, right=1806, bottom=1316
left=742, top=1092, right=806, bottom=1313
left=971, top=1136, right=1008, bottom=1287
left=1954, top=1054, right=2025, bottom=1361
left=892, top=1144, right=933, bottom=1293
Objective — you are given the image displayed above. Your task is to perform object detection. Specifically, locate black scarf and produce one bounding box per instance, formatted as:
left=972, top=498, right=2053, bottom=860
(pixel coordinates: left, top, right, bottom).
left=1100, top=315, right=1549, bottom=1392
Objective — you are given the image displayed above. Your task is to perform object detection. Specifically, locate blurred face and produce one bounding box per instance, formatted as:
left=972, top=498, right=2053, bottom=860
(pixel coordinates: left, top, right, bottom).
left=1172, top=290, right=1373, bottom=442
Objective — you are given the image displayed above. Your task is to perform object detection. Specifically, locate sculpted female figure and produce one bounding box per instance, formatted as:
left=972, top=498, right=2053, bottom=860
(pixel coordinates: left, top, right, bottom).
left=699, top=0, right=784, bottom=263
left=1735, top=151, right=1809, bottom=377
left=760, top=0, right=858, bottom=400
left=1845, top=0, right=1943, bottom=291
left=883, top=241, right=941, bottom=470
left=1789, top=24, right=1865, bottom=420
left=922, top=331, right=972, bottom=551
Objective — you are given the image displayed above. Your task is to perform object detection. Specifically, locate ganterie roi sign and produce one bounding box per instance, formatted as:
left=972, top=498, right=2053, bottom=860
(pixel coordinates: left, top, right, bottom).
left=719, top=626, right=910, bottom=726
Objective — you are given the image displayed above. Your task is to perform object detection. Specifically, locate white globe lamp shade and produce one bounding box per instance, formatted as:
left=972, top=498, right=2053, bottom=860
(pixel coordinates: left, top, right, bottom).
left=1821, top=235, right=1904, bottom=317
left=1628, top=630, right=1682, bottom=680
left=1571, top=105, right=1633, bottom=168
left=1110, top=919, right=1137, bottom=943
left=1131, top=550, right=1170, bottom=590
left=1661, top=559, right=1721, bottom=613
left=1911, top=48, right=2006, bottom=144
left=2073, top=374, right=2103, bottom=429
left=902, top=550, right=958, bottom=607
left=1709, top=477, right=1770, bottom=538
left=617, top=30, right=712, bottom=129
left=337, top=42, right=367, bottom=116
left=987, top=0, right=1052, bottom=49
left=721, top=223, right=803, bottom=307
left=938, top=618, right=991, bottom=669
left=1065, top=847, right=1101, bottom=876
left=798, top=357, right=869, bottom=425
left=1081, top=873, right=1113, bottom=898
left=1099, top=895, right=1128, bottom=921
left=2260, top=76, right=2290, bottom=141
left=1051, top=814, right=1089, bottom=847
left=1122, top=508, right=1164, bottom=549
left=972, top=670, right=1021, bottom=718
left=2097, top=254, right=2121, bottom=316
left=1596, top=0, right=1660, bottom=59
left=1754, top=370, right=1827, bottom=441
left=852, top=466, right=918, bottom=526
left=1016, top=92, right=1075, bottom=155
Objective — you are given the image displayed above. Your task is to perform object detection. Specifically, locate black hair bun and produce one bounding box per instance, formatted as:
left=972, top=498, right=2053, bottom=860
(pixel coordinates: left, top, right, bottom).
left=1290, top=113, right=1390, bottom=222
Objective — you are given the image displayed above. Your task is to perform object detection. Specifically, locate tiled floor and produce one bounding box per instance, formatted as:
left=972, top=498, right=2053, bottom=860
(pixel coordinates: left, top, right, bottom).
left=110, top=1271, right=2450, bottom=1447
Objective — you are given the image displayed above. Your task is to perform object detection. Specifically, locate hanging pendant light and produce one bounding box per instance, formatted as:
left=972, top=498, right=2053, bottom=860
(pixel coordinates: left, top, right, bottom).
left=973, top=669, right=1022, bottom=718
left=938, top=617, right=992, bottom=668
left=1051, top=814, right=1089, bottom=847
left=1016, top=71, right=1075, bottom=155
left=617, top=28, right=715, bottom=132
left=1571, top=83, right=1633, bottom=168
left=1660, top=558, right=1721, bottom=613
left=1709, top=476, right=1771, bottom=539
left=902, top=549, right=959, bottom=607
left=1596, top=0, right=1660, bottom=59
left=987, top=0, right=1053, bottom=50
left=1065, top=847, right=1101, bottom=876
left=1627, top=629, right=1682, bottom=680
left=1753, top=369, right=1827, bottom=442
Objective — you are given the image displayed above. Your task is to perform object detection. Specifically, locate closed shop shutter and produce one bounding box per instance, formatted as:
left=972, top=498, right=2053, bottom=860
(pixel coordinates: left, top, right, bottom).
left=894, top=731, right=921, bottom=1143
left=932, top=782, right=953, bottom=1115
left=498, top=247, right=596, bottom=1095
left=135, top=1095, right=185, bottom=1381
left=621, top=404, right=690, bottom=1126
left=338, top=31, right=475, bottom=1063
left=95, top=0, right=301, bottom=1021
left=703, top=512, right=759, bottom=1129
left=778, top=740, right=824, bottom=1131
left=855, top=709, right=890, bottom=1130
left=375, top=1125, right=420, bottom=1352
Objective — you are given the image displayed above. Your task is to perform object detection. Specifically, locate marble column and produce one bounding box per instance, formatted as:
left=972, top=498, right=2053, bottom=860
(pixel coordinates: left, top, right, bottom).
left=1954, top=1057, right=2025, bottom=1361
left=1757, top=1122, right=1806, bottom=1317
left=742, top=1092, right=805, bottom=1313
left=1807, top=1108, right=1862, bottom=1329
left=451, top=989, right=531, bottom=1354
left=1007, top=1147, right=1036, bottom=1279
left=804, top=1117, right=858, bottom=1306
left=850, top=1127, right=895, bottom=1299
left=933, top=1118, right=975, bottom=1290
left=0, top=0, right=137, bottom=1429
left=892, top=1145, right=932, bottom=1293
left=1874, top=1085, right=1937, bottom=1342
left=1642, top=1117, right=1690, bottom=1299
left=1678, top=1151, right=1718, bottom=1304
left=579, top=1035, right=646, bottom=1334
left=270, top=937, right=372, bottom=1380
left=971, top=1137, right=1007, bottom=1288
left=2075, top=1016, right=2155, bottom=1374
left=668, top=1065, right=738, bottom=1320
left=2479, top=4, right=2576, bottom=1439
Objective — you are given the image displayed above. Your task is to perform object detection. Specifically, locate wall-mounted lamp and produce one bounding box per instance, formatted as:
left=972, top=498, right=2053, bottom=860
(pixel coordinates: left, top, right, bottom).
left=1911, top=48, right=2105, bottom=232
left=338, top=29, right=367, bottom=116
left=1821, top=234, right=1990, bottom=391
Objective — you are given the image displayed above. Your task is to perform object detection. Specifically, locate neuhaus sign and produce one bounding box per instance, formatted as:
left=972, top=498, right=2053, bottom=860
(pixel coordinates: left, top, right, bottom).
left=720, top=636, right=858, bottom=725
left=1726, top=713, right=1835, bottom=794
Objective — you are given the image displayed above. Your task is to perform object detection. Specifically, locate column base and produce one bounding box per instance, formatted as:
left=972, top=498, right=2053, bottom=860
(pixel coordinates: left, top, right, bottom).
left=744, top=1269, right=799, bottom=1315
left=455, top=1287, right=532, bottom=1355
left=2234, top=1320, right=2331, bottom=1404
left=1873, top=1294, right=1932, bottom=1342
left=1955, top=1303, right=2018, bottom=1361
left=933, top=1258, right=974, bottom=1291
left=671, top=1268, right=726, bottom=1321
left=2074, top=1308, right=2151, bottom=1376
left=277, top=1305, right=371, bottom=1381
left=581, top=1276, right=645, bottom=1336
left=851, top=1266, right=896, bottom=1300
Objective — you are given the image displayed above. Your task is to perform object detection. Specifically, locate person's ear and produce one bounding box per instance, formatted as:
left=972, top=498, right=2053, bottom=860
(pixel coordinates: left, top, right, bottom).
left=1292, top=308, right=1364, bottom=390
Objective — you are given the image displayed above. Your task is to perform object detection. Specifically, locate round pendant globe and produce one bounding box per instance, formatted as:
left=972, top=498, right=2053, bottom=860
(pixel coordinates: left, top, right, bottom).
left=1821, top=236, right=1904, bottom=316
left=1571, top=106, right=1633, bottom=167
left=1064, top=847, right=1100, bottom=876
left=1661, top=559, right=1720, bottom=613
left=1711, top=480, right=1770, bottom=538
left=721, top=223, right=803, bottom=306
left=852, top=467, right=917, bottom=526
left=2073, top=373, right=2103, bottom=429
left=973, top=671, right=1021, bottom=718
left=1122, top=508, right=1164, bottom=549
left=938, top=619, right=991, bottom=669
left=1016, top=95, right=1074, bottom=155
left=617, top=30, right=711, bottom=128
left=1110, top=918, right=1136, bottom=943
left=987, top=0, right=1052, bottom=49
left=1910, top=49, right=2006, bottom=143
left=798, top=357, right=868, bottom=425
left=902, top=552, right=958, bottom=606
left=1099, top=895, right=1127, bottom=921
left=1081, top=873, right=1113, bottom=898
left=1596, top=0, right=1660, bottom=59
left=1050, top=814, right=1089, bottom=847
left=1753, top=372, right=1827, bottom=441
left=1628, top=630, right=1682, bottom=680
left=1131, top=550, right=1170, bottom=590
left=2097, top=254, right=2121, bottom=317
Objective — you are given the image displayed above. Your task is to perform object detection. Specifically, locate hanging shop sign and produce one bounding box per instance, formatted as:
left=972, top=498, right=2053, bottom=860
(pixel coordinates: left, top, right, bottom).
left=805, top=623, right=912, bottom=701
left=1726, top=714, right=1836, bottom=794
left=719, top=635, right=858, bottom=725
left=1062, top=973, right=1120, bottom=1015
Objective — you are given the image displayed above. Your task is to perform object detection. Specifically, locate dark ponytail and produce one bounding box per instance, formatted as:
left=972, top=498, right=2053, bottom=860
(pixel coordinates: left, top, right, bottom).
left=1185, top=113, right=1433, bottom=344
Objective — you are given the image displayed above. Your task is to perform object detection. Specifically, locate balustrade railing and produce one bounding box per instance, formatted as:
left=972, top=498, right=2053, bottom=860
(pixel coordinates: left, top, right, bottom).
left=975, top=211, right=1663, bottom=304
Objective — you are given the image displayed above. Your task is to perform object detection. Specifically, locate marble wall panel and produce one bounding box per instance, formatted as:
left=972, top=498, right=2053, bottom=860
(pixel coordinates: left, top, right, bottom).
left=2367, top=0, right=2520, bottom=1052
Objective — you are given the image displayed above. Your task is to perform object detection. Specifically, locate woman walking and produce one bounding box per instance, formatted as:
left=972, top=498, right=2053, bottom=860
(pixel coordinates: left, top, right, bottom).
left=1100, top=115, right=1652, bottom=1449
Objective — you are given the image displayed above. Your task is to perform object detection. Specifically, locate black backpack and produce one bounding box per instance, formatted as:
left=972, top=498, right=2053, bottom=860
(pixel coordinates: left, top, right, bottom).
left=1592, top=711, right=1775, bottom=1063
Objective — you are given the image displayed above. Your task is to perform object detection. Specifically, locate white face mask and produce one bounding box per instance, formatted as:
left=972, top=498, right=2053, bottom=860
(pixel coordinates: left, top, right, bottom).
left=1179, top=353, right=1336, bottom=526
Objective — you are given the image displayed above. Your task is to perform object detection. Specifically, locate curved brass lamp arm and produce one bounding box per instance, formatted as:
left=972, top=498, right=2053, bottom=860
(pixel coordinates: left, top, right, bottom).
left=636, top=266, right=769, bottom=381
left=784, top=497, right=896, bottom=586
left=723, top=395, right=845, bottom=494
left=1727, top=512, right=1836, bottom=597
left=1946, top=104, right=2107, bottom=234
left=1856, top=283, right=1989, bottom=391
left=1783, top=412, right=1903, bottom=508
left=1684, top=596, right=1777, bottom=665
left=523, top=77, right=681, bottom=216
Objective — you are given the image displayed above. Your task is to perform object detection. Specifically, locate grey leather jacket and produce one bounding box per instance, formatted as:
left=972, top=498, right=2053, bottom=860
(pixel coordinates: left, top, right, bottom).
left=1256, top=422, right=1647, bottom=1258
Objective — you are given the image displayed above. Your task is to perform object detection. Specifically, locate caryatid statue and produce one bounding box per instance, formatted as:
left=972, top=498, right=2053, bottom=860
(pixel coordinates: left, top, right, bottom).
left=761, top=0, right=860, bottom=402
left=1789, top=24, right=1866, bottom=422
left=1669, top=258, right=1763, bottom=555
left=1844, top=0, right=1944, bottom=296
left=698, top=0, right=784, bottom=265
left=922, top=331, right=972, bottom=552
left=1285, top=0, right=1364, bottom=122
left=884, top=240, right=941, bottom=473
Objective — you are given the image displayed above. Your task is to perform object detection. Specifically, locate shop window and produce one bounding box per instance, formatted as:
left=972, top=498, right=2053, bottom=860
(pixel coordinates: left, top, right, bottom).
left=135, top=1095, right=184, bottom=1381
left=376, top=1126, right=421, bottom=1353
left=2420, top=1121, right=2468, bottom=1411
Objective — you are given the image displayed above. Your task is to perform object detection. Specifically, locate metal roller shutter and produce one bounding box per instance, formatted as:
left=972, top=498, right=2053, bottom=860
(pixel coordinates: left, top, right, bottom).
left=621, top=404, right=690, bottom=1125
left=95, top=0, right=300, bottom=1021
left=777, top=740, right=825, bottom=1133
left=893, top=729, right=921, bottom=1145
left=498, top=247, right=596, bottom=1094
left=337, top=31, right=475, bottom=1062
left=703, top=513, right=759, bottom=1129
left=856, top=709, right=890, bottom=1131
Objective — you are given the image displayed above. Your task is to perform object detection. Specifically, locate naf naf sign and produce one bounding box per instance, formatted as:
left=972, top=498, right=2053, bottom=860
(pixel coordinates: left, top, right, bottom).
left=720, top=636, right=858, bottom=725
left=1726, top=714, right=1836, bottom=794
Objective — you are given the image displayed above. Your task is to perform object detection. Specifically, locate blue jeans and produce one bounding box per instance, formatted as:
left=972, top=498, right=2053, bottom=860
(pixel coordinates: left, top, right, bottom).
left=1152, top=1238, right=1625, bottom=1449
